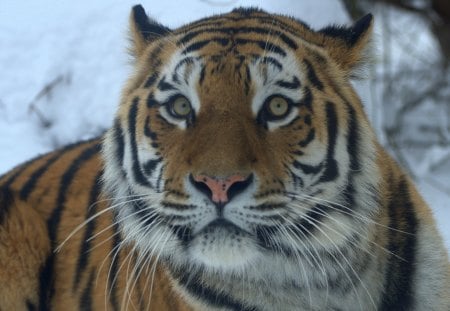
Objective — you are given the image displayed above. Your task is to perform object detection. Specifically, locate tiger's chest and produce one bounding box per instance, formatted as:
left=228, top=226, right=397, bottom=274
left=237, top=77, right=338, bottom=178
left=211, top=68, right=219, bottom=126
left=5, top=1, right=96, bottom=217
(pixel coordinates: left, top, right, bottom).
left=167, top=243, right=386, bottom=311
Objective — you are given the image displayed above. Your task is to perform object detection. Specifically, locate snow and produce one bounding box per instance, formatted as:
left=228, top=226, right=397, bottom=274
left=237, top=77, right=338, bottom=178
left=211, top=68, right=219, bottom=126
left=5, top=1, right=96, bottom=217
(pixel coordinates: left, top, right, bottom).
left=0, top=0, right=448, bottom=251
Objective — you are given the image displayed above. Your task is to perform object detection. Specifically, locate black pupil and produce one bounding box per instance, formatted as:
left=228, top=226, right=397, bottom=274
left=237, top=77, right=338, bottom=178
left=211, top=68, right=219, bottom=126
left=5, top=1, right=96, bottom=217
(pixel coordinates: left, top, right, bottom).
left=176, top=100, right=189, bottom=115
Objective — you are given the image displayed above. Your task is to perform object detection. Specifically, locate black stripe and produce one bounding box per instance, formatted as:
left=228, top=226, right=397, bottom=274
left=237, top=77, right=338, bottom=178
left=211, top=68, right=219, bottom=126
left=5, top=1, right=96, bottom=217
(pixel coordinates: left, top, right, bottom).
left=112, top=119, right=125, bottom=169
left=20, top=140, right=98, bottom=201
left=79, top=268, right=95, bottom=311
left=342, top=177, right=356, bottom=209
left=275, top=76, right=300, bottom=89
left=304, top=114, right=312, bottom=126
left=73, top=172, right=102, bottom=291
left=318, top=102, right=339, bottom=183
left=135, top=265, right=145, bottom=310
left=172, top=269, right=259, bottom=311
left=160, top=201, right=197, bottom=210
left=144, top=73, right=159, bottom=88
left=256, top=225, right=283, bottom=252
left=143, top=158, right=161, bottom=176
left=178, top=27, right=297, bottom=50
left=173, top=57, right=195, bottom=83
left=245, top=203, right=286, bottom=211
left=379, top=177, right=417, bottom=310
left=171, top=225, right=193, bottom=246
left=44, top=143, right=100, bottom=307
left=259, top=56, right=283, bottom=71
left=47, top=143, right=101, bottom=243
left=156, top=164, right=165, bottom=191
left=345, top=103, right=360, bottom=171
left=146, top=93, right=159, bottom=108
left=244, top=64, right=251, bottom=95
left=199, top=65, right=206, bottom=85
left=157, top=76, right=176, bottom=91
left=177, top=28, right=224, bottom=45
left=144, top=116, right=159, bottom=150
left=290, top=170, right=304, bottom=188
left=177, top=18, right=226, bottom=34
left=108, top=219, right=121, bottom=311
left=132, top=198, right=158, bottom=228
left=183, top=38, right=229, bottom=54
left=26, top=300, right=37, bottom=311
left=293, top=160, right=322, bottom=175
left=340, top=103, right=360, bottom=209
left=293, top=204, right=329, bottom=238
left=38, top=254, right=54, bottom=311
left=304, top=59, right=323, bottom=90
left=301, top=87, right=313, bottom=111
left=235, top=38, right=286, bottom=56
left=148, top=42, right=165, bottom=68
left=298, top=128, right=315, bottom=147
left=0, top=187, right=14, bottom=226
left=19, top=152, right=67, bottom=200
left=128, top=98, right=152, bottom=188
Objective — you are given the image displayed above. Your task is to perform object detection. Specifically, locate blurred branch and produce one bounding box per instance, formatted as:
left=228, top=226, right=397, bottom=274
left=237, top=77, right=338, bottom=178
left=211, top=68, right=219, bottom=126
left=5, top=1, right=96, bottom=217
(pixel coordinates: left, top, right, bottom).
left=27, top=74, right=70, bottom=128
left=344, top=0, right=450, bottom=62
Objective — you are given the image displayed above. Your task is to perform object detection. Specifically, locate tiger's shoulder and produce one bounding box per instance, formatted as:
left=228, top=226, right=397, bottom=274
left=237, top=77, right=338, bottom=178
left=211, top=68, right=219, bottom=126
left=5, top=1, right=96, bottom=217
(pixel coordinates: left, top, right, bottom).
left=0, top=138, right=190, bottom=310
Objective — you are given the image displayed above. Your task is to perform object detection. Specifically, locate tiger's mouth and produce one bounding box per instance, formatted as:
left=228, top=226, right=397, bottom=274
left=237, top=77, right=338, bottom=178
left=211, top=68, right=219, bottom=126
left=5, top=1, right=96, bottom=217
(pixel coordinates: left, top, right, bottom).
left=202, top=218, right=248, bottom=234
left=173, top=217, right=253, bottom=245
left=183, top=217, right=260, bottom=269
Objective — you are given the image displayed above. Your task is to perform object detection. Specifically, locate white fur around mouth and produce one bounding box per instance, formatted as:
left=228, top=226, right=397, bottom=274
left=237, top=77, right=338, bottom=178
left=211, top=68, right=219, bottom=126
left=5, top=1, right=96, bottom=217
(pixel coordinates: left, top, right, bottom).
left=187, top=219, right=259, bottom=270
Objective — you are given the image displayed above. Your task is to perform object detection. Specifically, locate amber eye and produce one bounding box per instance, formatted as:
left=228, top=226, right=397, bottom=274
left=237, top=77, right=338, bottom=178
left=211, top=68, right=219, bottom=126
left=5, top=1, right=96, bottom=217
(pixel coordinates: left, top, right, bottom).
left=170, top=96, right=192, bottom=118
left=267, top=96, right=289, bottom=118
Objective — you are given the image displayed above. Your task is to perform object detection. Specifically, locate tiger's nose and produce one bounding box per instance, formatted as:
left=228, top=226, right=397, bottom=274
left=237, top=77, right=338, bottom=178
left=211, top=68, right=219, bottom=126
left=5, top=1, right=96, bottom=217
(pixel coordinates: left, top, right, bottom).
left=190, top=174, right=254, bottom=204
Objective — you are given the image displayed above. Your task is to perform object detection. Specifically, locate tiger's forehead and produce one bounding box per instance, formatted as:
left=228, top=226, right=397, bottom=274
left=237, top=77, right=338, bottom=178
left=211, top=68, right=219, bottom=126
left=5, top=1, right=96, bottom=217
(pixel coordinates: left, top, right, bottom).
left=154, top=44, right=303, bottom=95
left=172, top=8, right=312, bottom=49
left=136, top=9, right=327, bottom=96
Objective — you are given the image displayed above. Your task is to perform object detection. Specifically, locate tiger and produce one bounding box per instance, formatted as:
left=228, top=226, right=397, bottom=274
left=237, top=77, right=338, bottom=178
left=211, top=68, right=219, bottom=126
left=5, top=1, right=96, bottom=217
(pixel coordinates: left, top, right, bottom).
left=0, top=4, right=449, bottom=311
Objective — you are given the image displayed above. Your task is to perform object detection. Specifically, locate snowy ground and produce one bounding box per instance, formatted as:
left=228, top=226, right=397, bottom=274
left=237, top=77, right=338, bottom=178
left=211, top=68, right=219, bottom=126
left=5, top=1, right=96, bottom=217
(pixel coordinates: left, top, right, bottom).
left=1, top=0, right=449, bottom=251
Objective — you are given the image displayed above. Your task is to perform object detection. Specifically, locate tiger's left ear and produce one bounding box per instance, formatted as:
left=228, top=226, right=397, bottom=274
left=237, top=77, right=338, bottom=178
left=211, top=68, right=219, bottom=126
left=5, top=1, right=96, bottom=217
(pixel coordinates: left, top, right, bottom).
left=319, top=14, right=373, bottom=74
left=129, top=5, right=171, bottom=58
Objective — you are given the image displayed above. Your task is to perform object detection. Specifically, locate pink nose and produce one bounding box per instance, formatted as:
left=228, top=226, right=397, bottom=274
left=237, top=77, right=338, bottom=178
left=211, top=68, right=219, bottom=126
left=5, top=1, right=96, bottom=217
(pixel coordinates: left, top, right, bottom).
left=192, top=174, right=249, bottom=203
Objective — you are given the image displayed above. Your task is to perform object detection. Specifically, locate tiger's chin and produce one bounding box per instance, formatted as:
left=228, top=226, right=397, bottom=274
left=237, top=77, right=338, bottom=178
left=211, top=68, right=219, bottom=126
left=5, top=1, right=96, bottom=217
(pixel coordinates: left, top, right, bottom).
left=187, top=221, right=260, bottom=271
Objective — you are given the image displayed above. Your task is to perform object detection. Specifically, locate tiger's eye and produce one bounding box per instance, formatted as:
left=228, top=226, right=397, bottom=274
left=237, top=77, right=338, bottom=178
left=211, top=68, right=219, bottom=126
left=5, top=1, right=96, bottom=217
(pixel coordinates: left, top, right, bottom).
left=268, top=97, right=289, bottom=117
left=171, top=96, right=192, bottom=117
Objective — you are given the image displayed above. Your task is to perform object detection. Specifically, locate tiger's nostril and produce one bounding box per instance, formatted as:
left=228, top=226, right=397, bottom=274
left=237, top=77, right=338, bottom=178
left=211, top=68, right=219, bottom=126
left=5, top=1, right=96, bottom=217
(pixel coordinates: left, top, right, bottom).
left=189, top=174, right=253, bottom=204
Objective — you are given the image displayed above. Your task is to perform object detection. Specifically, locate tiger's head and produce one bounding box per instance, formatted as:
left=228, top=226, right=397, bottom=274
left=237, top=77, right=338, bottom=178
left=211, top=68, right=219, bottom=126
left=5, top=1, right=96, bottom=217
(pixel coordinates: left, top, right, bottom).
left=103, top=5, right=379, bottom=275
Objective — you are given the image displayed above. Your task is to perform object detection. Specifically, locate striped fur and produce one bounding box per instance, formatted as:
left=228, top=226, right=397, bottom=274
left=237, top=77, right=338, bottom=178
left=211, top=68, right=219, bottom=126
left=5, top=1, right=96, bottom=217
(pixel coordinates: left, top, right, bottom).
left=1, top=5, right=449, bottom=310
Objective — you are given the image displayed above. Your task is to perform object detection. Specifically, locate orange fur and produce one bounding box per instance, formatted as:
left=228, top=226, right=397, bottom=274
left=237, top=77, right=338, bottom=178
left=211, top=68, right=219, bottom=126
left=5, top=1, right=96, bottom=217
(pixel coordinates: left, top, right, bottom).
left=0, top=5, right=449, bottom=311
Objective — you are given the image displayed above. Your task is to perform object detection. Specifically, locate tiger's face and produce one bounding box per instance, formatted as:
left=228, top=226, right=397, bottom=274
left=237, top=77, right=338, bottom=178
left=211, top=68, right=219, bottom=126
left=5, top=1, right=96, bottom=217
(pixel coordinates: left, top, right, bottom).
left=103, top=7, right=378, bottom=274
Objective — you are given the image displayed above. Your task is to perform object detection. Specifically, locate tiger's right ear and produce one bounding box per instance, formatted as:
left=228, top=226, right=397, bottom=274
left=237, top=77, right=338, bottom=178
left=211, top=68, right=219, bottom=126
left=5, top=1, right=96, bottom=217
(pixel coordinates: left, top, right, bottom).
left=129, top=5, right=171, bottom=58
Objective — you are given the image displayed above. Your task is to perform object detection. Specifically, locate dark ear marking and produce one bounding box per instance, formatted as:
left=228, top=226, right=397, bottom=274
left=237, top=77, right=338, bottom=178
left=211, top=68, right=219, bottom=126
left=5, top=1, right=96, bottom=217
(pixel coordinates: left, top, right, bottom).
left=319, top=13, right=373, bottom=46
left=129, top=5, right=171, bottom=58
left=318, top=14, right=373, bottom=73
left=350, top=14, right=373, bottom=45
left=132, top=5, right=171, bottom=41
